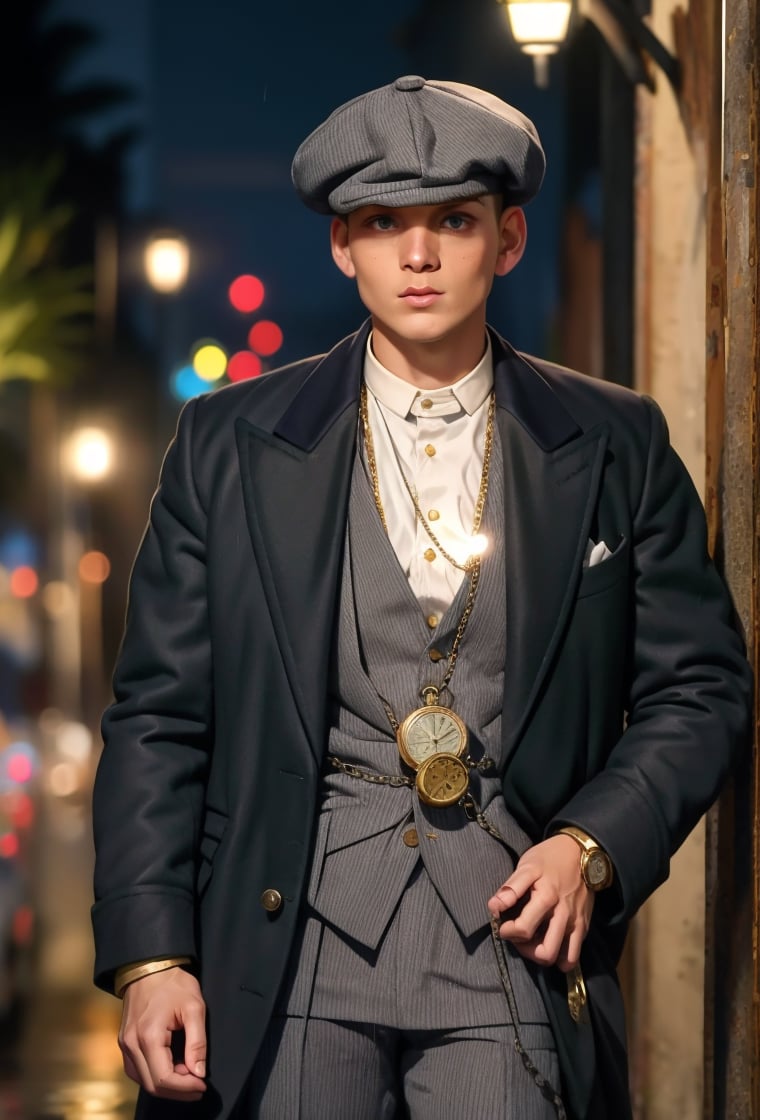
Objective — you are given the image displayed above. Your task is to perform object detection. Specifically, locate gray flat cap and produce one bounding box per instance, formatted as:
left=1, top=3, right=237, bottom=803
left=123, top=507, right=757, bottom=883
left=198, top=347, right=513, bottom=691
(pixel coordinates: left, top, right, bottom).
left=291, top=75, right=545, bottom=215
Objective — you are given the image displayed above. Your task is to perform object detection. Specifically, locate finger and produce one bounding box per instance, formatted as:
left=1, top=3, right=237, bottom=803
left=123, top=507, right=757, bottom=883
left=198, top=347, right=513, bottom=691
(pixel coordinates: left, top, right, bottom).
left=121, top=1049, right=141, bottom=1086
left=152, top=1070, right=206, bottom=1101
left=141, top=1027, right=205, bottom=1100
left=121, top=1035, right=159, bottom=1095
left=120, top=1023, right=159, bottom=1094
left=556, top=923, right=587, bottom=972
left=488, top=865, right=539, bottom=914
left=182, top=1001, right=208, bottom=1080
left=529, top=908, right=568, bottom=965
left=496, top=888, right=557, bottom=942
left=488, top=885, right=518, bottom=915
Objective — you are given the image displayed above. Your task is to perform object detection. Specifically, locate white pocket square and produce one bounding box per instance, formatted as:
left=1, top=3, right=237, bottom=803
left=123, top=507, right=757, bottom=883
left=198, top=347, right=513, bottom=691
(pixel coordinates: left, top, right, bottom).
left=584, top=539, right=613, bottom=568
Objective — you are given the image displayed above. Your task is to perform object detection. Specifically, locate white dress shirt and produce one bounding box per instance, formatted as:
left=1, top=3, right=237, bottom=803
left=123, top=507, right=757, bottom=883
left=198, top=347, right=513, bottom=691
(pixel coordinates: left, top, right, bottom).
left=362, top=334, right=494, bottom=627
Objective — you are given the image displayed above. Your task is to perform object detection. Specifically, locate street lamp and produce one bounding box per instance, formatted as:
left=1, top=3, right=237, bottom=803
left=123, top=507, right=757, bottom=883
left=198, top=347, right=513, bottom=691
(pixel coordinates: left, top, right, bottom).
left=144, top=231, right=191, bottom=427
left=501, top=0, right=573, bottom=87
left=64, top=427, right=114, bottom=484
left=499, top=0, right=680, bottom=89
left=48, top=426, right=115, bottom=727
left=143, top=232, right=190, bottom=294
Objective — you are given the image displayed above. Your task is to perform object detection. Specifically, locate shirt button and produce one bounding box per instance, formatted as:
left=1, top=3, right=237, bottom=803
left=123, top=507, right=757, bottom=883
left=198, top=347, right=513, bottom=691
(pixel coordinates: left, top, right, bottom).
left=424, top=548, right=436, bottom=562
left=420, top=398, right=433, bottom=410
left=427, top=614, right=438, bottom=628
left=424, top=444, right=436, bottom=457
left=428, top=509, right=440, bottom=521
left=260, top=888, right=283, bottom=913
left=403, top=827, right=419, bottom=847
left=428, top=648, right=444, bottom=662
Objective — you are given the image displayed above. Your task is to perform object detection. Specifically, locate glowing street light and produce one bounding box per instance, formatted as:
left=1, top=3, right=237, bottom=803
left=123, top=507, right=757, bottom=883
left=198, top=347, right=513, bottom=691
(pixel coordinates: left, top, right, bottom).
left=144, top=232, right=190, bottom=294
left=64, top=427, right=114, bottom=483
left=499, top=0, right=572, bottom=86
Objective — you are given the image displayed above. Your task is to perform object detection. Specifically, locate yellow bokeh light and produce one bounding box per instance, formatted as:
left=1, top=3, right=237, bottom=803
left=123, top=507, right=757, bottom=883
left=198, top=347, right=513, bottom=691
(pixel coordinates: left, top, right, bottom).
left=192, top=344, right=227, bottom=382
left=48, top=761, right=80, bottom=798
left=42, top=580, right=75, bottom=617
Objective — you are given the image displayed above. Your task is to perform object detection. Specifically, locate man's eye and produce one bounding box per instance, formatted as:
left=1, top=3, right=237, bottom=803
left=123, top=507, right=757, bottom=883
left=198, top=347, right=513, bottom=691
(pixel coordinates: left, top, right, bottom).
left=443, top=214, right=469, bottom=230
left=370, top=215, right=395, bottom=230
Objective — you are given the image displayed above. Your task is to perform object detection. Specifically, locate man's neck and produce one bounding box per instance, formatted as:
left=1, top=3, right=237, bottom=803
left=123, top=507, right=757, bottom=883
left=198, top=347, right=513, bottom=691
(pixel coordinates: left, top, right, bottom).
left=369, top=325, right=488, bottom=389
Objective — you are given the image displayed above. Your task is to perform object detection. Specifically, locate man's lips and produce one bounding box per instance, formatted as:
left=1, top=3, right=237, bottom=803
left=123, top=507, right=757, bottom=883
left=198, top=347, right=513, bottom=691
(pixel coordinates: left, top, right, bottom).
left=399, top=287, right=442, bottom=306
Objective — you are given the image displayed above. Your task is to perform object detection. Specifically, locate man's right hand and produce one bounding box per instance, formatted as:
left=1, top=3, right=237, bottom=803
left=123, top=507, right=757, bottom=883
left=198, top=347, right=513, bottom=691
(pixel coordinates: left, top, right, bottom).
left=118, top=966, right=208, bottom=1100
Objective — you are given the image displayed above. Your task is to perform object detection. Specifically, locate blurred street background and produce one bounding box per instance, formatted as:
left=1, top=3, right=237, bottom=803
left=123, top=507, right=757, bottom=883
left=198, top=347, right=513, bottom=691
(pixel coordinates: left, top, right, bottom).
left=0, top=3, right=590, bottom=1114
left=0, top=0, right=757, bottom=1118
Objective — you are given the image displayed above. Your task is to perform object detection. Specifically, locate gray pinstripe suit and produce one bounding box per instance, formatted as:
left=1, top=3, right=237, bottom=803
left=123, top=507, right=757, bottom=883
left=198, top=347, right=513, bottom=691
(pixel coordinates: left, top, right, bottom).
left=245, top=431, right=559, bottom=1115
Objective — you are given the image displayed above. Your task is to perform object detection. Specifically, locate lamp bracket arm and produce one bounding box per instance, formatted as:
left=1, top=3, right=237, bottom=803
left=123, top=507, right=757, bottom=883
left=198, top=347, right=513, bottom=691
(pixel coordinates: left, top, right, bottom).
left=597, top=0, right=681, bottom=90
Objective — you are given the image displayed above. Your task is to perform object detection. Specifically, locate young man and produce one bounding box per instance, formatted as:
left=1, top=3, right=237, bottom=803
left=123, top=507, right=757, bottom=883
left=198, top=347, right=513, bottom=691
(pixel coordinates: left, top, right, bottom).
left=92, top=77, right=751, bottom=1119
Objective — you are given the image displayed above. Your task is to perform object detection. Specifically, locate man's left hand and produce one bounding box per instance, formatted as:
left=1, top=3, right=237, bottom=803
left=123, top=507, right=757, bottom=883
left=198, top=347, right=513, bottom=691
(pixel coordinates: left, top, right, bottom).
left=487, top=834, right=594, bottom=972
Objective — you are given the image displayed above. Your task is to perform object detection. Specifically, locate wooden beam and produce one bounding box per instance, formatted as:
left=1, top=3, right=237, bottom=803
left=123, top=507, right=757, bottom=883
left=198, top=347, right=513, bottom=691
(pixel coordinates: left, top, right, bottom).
left=702, top=0, right=760, bottom=1112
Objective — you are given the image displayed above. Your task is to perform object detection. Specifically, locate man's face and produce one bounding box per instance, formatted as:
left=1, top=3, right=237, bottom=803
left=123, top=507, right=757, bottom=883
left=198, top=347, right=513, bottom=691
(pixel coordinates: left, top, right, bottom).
left=330, top=195, right=526, bottom=360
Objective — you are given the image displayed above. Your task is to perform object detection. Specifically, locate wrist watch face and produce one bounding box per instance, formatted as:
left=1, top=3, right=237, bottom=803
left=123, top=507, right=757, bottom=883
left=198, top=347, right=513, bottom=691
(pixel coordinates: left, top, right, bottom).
left=583, top=849, right=613, bottom=891
left=397, top=705, right=467, bottom=769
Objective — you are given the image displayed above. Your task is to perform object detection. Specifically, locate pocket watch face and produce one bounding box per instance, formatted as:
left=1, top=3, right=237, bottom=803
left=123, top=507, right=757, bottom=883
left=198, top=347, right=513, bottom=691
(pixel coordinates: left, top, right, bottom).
left=397, top=705, right=468, bottom=770
left=416, top=753, right=469, bottom=807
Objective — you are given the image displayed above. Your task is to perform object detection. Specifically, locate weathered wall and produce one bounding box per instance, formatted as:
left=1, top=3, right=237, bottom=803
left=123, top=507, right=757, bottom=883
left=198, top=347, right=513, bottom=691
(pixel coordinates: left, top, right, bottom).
left=631, top=2, right=708, bottom=1116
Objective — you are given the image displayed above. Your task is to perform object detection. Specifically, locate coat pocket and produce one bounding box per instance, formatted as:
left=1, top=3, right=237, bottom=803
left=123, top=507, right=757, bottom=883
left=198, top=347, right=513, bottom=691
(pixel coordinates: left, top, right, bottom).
left=576, top=536, right=630, bottom=600
left=196, top=806, right=229, bottom=897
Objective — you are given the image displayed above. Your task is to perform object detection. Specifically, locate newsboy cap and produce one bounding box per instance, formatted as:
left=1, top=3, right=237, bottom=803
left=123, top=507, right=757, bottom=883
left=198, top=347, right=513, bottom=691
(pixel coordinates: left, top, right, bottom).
left=291, top=75, right=546, bottom=215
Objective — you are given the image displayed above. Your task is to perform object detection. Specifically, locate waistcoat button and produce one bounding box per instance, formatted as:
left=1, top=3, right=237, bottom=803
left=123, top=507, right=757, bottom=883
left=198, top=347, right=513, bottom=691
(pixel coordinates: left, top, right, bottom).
left=403, top=827, right=419, bottom=847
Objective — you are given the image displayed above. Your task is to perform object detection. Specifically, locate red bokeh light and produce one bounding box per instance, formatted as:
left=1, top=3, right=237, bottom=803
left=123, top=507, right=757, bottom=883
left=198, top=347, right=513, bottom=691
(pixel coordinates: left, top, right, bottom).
left=228, top=275, right=265, bottom=313
left=10, top=793, right=34, bottom=830
left=10, top=566, right=38, bottom=598
left=248, top=320, right=283, bottom=357
left=7, top=754, right=33, bottom=784
left=0, top=832, right=19, bottom=859
left=12, top=905, right=34, bottom=945
left=227, top=351, right=262, bottom=382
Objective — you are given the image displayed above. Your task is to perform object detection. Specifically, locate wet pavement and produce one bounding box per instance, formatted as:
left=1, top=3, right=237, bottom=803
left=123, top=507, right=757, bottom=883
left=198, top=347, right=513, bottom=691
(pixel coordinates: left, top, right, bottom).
left=0, top=764, right=138, bottom=1119
left=0, top=985, right=136, bottom=1119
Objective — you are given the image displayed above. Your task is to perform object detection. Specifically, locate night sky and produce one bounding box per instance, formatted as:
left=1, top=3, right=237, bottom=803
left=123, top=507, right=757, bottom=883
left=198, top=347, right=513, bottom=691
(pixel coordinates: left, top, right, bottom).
left=49, top=0, right=570, bottom=390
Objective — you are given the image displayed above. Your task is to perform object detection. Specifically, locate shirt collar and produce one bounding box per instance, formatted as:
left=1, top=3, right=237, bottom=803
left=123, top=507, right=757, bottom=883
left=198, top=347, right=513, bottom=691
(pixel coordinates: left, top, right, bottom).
left=363, top=333, right=494, bottom=420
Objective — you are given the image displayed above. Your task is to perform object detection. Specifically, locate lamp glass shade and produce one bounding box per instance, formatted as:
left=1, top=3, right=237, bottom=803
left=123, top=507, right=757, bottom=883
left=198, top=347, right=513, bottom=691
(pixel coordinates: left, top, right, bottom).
left=505, top=0, right=572, bottom=47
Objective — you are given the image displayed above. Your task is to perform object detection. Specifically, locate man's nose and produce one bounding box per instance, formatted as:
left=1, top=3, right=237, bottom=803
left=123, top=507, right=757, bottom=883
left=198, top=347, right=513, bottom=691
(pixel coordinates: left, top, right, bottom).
left=399, top=226, right=440, bottom=272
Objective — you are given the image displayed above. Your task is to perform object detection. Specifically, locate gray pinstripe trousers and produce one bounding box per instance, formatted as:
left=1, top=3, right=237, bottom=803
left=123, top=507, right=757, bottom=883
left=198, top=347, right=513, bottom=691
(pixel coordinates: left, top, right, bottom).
left=239, top=1016, right=559, bottom=1119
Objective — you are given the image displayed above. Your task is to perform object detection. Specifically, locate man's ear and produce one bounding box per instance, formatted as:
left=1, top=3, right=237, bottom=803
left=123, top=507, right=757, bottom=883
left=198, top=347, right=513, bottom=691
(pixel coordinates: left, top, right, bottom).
left=330, top=217, right=356, bottom=278
left=495, top=206, right=528, bottom=277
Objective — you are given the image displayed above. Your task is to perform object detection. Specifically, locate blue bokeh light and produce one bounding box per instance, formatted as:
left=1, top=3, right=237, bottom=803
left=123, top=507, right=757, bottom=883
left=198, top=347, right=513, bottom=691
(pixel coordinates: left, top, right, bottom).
left=171, top=365, right=210, bottom=402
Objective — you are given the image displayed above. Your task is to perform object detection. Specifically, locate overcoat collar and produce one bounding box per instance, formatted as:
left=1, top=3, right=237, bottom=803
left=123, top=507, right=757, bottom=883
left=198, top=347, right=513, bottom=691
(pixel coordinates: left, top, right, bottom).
left=271, top=319, right=583, bottom=454
left=237, top=322, right=608, bottom=771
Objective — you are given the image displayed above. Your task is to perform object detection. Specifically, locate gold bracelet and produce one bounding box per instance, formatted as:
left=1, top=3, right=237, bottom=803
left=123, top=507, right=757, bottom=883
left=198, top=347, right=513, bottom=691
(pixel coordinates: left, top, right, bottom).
left=115, top=956, right=193, bottom=999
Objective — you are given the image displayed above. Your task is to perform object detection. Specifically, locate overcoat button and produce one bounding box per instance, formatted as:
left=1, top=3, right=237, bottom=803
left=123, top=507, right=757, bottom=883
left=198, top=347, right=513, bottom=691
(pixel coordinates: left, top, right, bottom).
left=260, top=888, right=283, bottom=912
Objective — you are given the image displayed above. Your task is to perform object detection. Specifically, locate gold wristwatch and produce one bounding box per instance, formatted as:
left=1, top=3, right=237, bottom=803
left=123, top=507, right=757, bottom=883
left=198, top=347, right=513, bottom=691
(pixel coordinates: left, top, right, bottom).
left=557, top=826, right=614, bottom=892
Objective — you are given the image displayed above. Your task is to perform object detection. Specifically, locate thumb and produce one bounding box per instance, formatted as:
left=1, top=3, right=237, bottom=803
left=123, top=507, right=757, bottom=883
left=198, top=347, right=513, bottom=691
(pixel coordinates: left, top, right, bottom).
left=182, top=1002, right=208, bottom=1079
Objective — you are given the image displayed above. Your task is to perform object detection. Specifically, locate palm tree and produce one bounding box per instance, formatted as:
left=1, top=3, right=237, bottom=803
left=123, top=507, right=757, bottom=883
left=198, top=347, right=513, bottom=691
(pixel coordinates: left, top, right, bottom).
left=0, top=0, right=136, bottom=385
left=0, top=163, right=92, bottom=385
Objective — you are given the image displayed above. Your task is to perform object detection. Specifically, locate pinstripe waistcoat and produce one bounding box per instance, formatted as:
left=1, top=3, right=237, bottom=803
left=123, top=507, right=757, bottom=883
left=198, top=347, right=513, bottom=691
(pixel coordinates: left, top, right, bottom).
left=278, top=433, right=551, bottom=1030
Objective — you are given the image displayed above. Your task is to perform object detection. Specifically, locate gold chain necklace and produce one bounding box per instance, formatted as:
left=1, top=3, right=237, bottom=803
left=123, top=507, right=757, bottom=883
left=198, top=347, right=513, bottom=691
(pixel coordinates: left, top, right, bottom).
left=359, top=383, right=495, bottom=573
left=357, top=381, right=495, bottom=808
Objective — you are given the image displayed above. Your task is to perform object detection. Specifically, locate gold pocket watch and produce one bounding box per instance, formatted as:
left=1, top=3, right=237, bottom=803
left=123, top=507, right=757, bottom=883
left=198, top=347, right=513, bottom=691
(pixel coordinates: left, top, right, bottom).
left=396, top=688, right=470, bottom=807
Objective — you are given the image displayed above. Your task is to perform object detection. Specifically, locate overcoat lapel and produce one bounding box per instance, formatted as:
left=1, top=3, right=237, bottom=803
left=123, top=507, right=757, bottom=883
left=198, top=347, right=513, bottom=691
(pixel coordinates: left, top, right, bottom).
left=235, top=327, right=368, bottom=763
left=492, top=341, right=610, bottom=760
left=235, top=323, right=609, bottom=771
